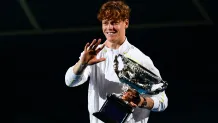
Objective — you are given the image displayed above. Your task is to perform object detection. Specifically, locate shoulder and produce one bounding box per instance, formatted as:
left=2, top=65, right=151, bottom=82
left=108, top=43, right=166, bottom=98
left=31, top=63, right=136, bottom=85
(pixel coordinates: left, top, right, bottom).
left=126, top=45, right=153, bottom=66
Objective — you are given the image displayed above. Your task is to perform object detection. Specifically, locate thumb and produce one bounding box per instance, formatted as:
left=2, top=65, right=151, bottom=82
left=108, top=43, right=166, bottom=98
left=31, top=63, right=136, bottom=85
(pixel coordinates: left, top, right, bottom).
left=130, top=102, right=137, bottom=107
left=95, top=58, right=106, bottom=63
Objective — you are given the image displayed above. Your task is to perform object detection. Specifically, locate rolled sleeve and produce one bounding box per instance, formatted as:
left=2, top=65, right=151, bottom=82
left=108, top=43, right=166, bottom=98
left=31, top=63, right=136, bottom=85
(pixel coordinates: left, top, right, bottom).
left=65, top=66, right=90, bottom=87
left=151, top=96, right=160, bottom=111
left=150, top=91, right=168, bottom=112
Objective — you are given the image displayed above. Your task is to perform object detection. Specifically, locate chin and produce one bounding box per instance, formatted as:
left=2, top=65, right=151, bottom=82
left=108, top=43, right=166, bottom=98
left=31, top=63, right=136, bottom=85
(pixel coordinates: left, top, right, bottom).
left=106, top=38, right=117, bottom=43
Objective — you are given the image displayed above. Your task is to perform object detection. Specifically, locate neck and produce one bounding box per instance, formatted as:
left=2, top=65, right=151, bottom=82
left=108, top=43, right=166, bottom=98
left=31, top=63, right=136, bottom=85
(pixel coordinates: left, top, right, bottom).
left=105, top=37, right=126, bottom=49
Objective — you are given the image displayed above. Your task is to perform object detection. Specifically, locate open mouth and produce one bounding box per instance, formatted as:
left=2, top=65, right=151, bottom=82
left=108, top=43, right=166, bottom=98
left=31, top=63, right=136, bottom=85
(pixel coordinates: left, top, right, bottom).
left=106, top=32, right=116, bottom=35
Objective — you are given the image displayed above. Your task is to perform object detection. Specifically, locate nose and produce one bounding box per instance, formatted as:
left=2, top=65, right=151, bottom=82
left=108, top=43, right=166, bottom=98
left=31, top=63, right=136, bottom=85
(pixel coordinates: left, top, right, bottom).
left=107, top=24, right=113, bottom=29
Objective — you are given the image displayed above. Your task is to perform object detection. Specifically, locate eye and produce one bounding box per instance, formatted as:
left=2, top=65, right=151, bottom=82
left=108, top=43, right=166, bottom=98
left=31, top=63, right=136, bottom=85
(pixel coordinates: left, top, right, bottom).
left=113, top=22, right=119, bottom=25
left=102, top=22, right=108, bottom=25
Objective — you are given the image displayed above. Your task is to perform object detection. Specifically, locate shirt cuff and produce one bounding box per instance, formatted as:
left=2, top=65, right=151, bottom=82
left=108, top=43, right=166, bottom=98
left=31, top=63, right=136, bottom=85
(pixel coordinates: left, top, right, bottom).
left=66, top=67, right=83, bottom=87
left=150, top=97, right=160, bottom=111
left=71, top=72, right=82, bottom=80
left=70, top=72, right=83, bottom=86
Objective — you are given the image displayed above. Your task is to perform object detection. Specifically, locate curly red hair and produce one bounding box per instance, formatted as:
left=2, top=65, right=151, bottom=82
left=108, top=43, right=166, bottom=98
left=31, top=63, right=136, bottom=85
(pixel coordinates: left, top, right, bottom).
left=97, top=0, right=131, bottom=21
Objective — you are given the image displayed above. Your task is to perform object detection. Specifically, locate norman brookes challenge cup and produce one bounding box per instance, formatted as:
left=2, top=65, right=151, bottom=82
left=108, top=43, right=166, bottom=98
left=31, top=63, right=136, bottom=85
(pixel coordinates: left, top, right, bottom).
left=93, top=54, right=168, bottom=123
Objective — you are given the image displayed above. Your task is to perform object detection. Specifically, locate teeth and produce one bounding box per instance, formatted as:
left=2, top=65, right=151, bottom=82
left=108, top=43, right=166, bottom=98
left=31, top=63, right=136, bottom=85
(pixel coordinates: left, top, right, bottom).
left=107, top=32, right=115, bottom=34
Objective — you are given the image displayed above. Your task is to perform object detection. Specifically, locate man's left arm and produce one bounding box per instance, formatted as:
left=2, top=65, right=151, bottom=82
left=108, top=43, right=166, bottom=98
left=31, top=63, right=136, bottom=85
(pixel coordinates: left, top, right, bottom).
left=139, top=56, right=168, bottom=111
left=138, top=91, right=168, bottom=111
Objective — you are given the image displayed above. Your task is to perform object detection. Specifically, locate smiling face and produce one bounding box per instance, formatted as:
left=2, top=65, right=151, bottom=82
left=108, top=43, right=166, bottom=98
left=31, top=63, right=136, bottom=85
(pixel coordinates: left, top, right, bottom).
left=97, top=1, right=131, bottom=43
left=102, top=19, right=129, bottom=43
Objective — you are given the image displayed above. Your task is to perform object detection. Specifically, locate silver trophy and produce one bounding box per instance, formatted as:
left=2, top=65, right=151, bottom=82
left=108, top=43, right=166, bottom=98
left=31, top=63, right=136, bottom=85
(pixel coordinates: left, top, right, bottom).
left=93, top=54, right=168, bottom=123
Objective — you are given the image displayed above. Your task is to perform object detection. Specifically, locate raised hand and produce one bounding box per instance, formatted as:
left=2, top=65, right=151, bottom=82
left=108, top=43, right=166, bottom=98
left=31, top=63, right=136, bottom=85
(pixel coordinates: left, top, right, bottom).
left=80, top=39, right=106, bottom=65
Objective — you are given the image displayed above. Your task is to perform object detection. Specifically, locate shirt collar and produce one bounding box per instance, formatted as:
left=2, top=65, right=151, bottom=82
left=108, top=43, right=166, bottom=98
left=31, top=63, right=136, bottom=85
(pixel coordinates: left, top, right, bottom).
left=104, top=37, right=132, bottom=55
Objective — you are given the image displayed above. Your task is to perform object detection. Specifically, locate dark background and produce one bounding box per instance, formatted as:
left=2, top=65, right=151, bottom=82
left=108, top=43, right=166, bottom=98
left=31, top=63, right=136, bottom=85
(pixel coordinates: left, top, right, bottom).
left=4, top=0, right=216, bottom=122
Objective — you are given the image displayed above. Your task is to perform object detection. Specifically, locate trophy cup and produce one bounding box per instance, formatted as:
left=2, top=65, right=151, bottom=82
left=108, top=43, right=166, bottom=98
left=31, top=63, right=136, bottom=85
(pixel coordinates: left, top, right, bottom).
left=93, top=54, right=168, bottom=123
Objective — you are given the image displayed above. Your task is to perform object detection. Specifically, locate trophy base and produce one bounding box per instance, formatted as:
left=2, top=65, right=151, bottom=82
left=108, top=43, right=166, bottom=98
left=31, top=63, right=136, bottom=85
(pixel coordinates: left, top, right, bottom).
left=93, top=94, right=133, bottom=123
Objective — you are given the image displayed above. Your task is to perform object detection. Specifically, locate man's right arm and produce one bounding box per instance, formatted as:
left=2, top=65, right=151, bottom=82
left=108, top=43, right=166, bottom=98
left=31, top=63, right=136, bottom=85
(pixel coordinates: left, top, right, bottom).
left=65, top=39, right=105, bottom=87
left=65, top=58, right=91, bottom=87
left=73, top=59, right=88, bottom=75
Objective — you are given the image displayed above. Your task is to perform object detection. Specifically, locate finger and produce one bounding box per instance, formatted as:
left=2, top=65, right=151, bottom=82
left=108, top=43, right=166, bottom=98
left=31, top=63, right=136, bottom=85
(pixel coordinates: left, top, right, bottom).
left=96, top=43, right=105, bottom=53
left=95, top=58, right=106, bottom=63
left=88, top=39, right=97, bottom=50
left=84, top=42, right=90, bottom=51
left=130, top=102, right=137, bottom=107
left=99, top=43, right=105, bottom=50
left=92, top=39, right=101, bottom=50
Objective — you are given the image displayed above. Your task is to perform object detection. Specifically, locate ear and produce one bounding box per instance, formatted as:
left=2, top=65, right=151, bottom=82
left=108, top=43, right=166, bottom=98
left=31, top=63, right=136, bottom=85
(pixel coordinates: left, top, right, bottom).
left=125, top=19, right=129, bottom=29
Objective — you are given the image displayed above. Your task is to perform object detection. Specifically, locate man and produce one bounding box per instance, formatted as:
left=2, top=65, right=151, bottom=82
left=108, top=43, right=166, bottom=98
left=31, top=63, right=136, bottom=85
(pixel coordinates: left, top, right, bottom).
left=65, top=0, right=168, bottom=122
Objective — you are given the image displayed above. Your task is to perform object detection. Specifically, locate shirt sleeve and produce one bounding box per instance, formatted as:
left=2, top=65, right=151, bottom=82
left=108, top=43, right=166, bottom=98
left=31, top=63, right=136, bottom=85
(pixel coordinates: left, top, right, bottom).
left=142, top=56, right=168, bottom=112
left=150, top=91, right=168, bottom=112
left=65, top=52, right=92, bottom=87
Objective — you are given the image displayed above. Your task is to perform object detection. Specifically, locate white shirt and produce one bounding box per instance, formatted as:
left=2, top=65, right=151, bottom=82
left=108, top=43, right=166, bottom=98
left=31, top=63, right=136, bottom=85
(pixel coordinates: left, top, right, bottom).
left=65, top=38, right=168, bottom=123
